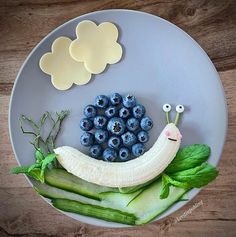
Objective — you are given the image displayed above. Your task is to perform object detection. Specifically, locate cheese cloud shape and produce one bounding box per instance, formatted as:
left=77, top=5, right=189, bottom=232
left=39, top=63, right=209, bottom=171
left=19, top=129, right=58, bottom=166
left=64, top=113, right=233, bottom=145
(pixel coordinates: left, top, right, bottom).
left=39, top=37, right=91, bottom=90
left=69, top=20, right=123, bottom=74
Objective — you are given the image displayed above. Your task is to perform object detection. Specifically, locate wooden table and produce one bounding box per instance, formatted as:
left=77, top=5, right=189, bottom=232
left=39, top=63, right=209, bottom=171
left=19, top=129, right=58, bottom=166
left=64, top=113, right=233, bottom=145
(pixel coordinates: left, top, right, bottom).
left=0, top=1, right=235, bottom=236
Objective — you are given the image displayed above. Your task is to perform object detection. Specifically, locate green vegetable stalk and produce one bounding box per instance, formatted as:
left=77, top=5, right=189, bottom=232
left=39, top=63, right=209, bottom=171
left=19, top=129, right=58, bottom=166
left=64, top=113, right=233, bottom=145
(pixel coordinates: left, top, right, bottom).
left=52, top=199, right=137, bottom=225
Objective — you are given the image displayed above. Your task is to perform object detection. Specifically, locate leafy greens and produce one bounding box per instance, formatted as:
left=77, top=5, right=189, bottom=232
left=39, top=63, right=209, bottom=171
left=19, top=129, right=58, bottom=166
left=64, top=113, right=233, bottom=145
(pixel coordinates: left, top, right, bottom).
left=160, top=144, right=218, bottom=199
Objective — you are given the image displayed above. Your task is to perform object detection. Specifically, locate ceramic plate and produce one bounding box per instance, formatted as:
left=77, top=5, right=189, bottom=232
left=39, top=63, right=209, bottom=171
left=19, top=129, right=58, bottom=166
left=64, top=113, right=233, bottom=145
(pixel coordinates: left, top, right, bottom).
left=9, top=9, right=227, bottom=227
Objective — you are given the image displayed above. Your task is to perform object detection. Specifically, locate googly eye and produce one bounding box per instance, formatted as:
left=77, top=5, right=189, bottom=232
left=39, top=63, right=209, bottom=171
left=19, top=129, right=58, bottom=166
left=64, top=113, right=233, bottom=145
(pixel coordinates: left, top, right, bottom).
left=176, top=105, right=185, bottom=113
left=163, top=104, right=171, bottom=112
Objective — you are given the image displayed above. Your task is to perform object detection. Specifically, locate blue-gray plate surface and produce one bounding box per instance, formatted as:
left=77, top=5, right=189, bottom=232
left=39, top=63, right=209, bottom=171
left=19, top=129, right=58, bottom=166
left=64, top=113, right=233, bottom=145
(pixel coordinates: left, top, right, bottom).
left=9, top=9, right=227, bottom=227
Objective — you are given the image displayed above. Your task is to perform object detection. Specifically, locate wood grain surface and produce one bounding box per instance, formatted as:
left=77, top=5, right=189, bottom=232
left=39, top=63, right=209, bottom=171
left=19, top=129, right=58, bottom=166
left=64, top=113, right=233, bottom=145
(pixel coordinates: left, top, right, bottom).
left=0, top=0, right=236, bottom=236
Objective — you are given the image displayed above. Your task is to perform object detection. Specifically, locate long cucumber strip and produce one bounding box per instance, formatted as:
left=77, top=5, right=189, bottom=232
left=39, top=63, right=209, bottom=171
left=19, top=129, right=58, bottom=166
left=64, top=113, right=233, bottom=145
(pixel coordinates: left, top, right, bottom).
left=34, top=181, right=142, bottom=210
left=52, top=199, right=137, bottom=225
left=34, top=173, right=188, bottom=225
left=45, top=169, right=118, bottom=200
left=126, top=181, right=188, bottom=225
left=33, top=181, right=99, bottom=205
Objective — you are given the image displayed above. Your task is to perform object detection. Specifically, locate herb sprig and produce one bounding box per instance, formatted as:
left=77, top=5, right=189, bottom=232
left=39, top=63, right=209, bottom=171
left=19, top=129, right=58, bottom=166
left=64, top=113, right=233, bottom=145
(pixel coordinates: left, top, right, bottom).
left=10, top=110, right=69, bottom=182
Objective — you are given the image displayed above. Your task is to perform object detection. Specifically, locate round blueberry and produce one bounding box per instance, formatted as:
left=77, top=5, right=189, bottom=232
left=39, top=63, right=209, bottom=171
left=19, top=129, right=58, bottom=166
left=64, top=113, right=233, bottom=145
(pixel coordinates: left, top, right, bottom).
left=133, top=104, right=146, bottom=119
left=132, top=143, right=146, bottom=157
left=95, top=129, right=109, bottom=144
left=80, top=132, right=94, bottom=147
left=122, top=94, right=136, bottom=108
left=110, top=93, right=122, bottom=105
left=119, top=107, right=130, bottom=119
left=105, top=106, right=118, bottom=118
left=83, top=105, right=97, bottom=118
left=126, top=118, right=139, bottom=132
left=103, top=148, right=118, bottom=162
left=121, top=131, right=137, bottom=147
left=140, top=116, right=153, bottom=131
left=94, top=115, right=107, bottom=129
left=95, top=95, right=109, bottom=109
left=118, top=147, right=130, bottom=161
left=107, top=117, right=126, bottom=135
left=89, top=145, right=102, bottom=159
left=80, top=118, right=93, bottom=131
left=137, top=131, right=149, bottom=143
left=108, top=136, right=121, bottom=149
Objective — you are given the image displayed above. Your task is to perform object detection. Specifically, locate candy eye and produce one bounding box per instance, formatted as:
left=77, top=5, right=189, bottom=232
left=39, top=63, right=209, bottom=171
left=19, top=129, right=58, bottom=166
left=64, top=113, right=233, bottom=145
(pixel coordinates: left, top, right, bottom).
left=163, top=104, right=171, bottom=112
left=176, top=105, right=185, bottom=113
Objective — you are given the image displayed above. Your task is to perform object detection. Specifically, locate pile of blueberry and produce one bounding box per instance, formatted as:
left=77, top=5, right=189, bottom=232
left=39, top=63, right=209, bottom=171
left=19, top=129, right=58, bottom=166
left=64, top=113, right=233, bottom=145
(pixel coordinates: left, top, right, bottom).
left=80, top=93, right=153, bottom=162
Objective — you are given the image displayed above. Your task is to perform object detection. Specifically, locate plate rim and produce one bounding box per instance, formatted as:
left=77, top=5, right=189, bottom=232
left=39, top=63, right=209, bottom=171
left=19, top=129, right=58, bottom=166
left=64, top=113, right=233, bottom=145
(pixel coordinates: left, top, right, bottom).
left=8, top=9, right=228, bottom=228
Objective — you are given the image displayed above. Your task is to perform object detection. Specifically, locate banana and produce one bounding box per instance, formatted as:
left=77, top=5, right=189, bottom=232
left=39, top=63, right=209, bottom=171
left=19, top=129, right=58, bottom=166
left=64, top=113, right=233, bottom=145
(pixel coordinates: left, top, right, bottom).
left=55, top=122, right=182, bottom=188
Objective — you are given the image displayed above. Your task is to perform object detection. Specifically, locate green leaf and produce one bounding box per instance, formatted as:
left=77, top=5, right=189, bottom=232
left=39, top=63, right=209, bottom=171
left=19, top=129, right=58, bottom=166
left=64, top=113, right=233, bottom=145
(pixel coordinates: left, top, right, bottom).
left=170, top=163, right=218, bottom=188
left=160, top=174, right=190, bottom=199
left=35, top=149, right=44, bottom=163
left=165, top=174, right=191, bottom=189
left=10, top=166, right=30, bottom=174
left=28, top=168, right=45, bottom=183
left=160, top=175, right=171, bottom=199
left=28, top=163, right=41, bottom=172
left=10, top=166, right=44, bottom=183
left=165, top=144, right=211, bottom=174
left=40, top=153, right=57, bottom=178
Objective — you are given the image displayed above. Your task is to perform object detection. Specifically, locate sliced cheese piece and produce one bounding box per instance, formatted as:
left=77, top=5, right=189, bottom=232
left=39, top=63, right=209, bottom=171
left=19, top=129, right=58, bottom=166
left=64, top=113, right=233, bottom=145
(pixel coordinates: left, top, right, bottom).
left=39, top=36, right=91, bottom=90
left=69, top=20, right=123, bottom=74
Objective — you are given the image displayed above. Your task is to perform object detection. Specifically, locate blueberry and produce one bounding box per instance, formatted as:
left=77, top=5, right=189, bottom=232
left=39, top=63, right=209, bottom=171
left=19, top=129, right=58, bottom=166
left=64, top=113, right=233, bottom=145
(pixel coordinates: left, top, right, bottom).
left=122, top=94, right=136, bottom=108
left=118, top=147, right=130, bottom=161
left=110, top=93, right=122, bottom=105
left=137, top=131, right=149, bottom=143
left=105, top=106, right=118, bottom=118
left=119, top=107, right=130, bottom=119
left=84, top=105, right=97, bottom=118
left=94, top=115, right=107, bottom=129
left=80, top=132, right=94, bottom=147
left=80, top=118, right=93, bottom=131
left=140, top=116, right=153, bottom=131
left=95, top=129, right=109, bottom=144
left=132, top=143, right=146, bottom=157
left=89, top=145, right=102, bottom=159
left=95, top=95, right=109, bottom=109
left=107, top=117, right=126, bottom=135
left=121, top=131, right=137, bottom=147
left=103, top=148, right=118, bottom=162
left=133, top=104, right=146, bottom=119
left=126, top=118, right=139, bottom=132
left=108, top=136, right=121, bottom=149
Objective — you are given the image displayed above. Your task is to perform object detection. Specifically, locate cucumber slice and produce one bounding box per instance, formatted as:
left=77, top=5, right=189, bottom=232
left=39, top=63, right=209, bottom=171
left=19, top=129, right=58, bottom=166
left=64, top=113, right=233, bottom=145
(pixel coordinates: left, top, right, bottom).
left=52, top=199, right=137, bottom=225
left=38, top=169, right=188, bottom=225
left=34, top=181, right=142, bottom=210
left=118, top=175, right=160, bottom=194
left=126, top=181, right=188, bottom=224
left=100, top=190, right=143, bottom=210
left=34, top=182, right=99, bottom=205
left=45, top=169, right=118, bottom=200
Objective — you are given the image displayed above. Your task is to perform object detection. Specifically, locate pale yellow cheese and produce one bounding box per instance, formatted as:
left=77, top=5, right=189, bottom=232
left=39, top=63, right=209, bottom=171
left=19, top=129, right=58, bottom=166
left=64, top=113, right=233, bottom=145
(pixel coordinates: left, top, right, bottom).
left=69, top=20, right=123, bottom=74
left=39, top=36, right=91, bottom=90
